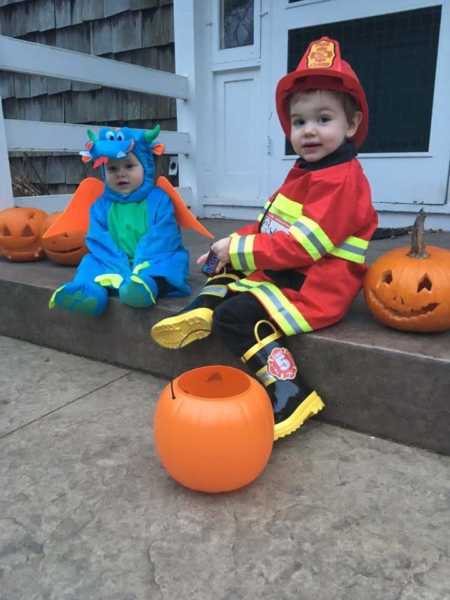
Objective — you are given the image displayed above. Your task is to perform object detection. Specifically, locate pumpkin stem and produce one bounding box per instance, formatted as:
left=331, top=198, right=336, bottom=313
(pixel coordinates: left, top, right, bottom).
left=408, top=209, right=429, bottom=259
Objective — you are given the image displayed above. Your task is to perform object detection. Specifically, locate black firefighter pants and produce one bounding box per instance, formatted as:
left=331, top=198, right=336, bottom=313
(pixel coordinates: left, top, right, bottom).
left=211, top=292, right=279, bottom=357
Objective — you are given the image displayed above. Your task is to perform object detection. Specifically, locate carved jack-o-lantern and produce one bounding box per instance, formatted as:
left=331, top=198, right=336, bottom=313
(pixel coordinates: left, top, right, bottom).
left=0, top=207, right=48, bottom=261
left=364, top=212, right=450, bottom=332
left=42, top=212, right=87, bottom=266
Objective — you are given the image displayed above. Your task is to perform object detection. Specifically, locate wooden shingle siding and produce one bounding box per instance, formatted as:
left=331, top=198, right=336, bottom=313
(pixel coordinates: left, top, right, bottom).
left=111, top=11, right=142, bottom=53
left=54, top=0, right=71, bottom=29
left=0, top=1, right=24, bottom=7
left=142, top=4, right=173, bottom=47
left=104, top=0, right=159, bottom=19
left=1, top=0, right=176, bottom=194
left=91, top=19, right=113, bottom=55
left=0, top=0, right=56, bottom=36
left=70, top=0, right=104, bottom=25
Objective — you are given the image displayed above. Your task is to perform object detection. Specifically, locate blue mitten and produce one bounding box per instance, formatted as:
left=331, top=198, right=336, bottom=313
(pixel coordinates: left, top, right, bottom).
left=49, top=281, right=108, bottom=316
left=119, top=274, right=157, bottom=308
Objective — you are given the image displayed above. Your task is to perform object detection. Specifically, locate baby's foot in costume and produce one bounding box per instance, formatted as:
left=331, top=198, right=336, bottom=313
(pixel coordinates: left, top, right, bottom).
left=49, top=282, right=108, bottom=316
left=119, top=275, right=156, bottom=308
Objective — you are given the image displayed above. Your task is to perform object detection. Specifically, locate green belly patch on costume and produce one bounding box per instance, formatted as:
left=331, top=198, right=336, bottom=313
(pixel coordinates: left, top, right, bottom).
left=108, top=200, right=148, bottom=258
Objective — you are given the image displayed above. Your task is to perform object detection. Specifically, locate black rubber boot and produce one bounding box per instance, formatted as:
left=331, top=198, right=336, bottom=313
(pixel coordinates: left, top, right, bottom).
left=241, top=320, right=325, bottom=440
left=150, top=272, right=241, bottom=349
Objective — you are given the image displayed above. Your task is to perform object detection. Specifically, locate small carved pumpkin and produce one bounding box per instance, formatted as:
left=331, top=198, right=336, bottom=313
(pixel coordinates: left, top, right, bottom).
left=42, top=212, right=88, bottom=266
left=154, top=365, right=274, bottom=493
left=364, top=211, right=450, bottom=332
left=0, top=207, right=48, bottom=261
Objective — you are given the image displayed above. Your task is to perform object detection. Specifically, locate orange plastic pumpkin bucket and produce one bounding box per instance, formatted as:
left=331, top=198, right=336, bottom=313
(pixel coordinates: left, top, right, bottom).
left=153, top=365, right=274, bottom=493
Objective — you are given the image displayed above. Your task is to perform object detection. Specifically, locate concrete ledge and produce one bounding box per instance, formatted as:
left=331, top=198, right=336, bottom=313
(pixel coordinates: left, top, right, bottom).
left=0, top=222, right=449, bottom=455
left=1, top=276, right=449, bottom=456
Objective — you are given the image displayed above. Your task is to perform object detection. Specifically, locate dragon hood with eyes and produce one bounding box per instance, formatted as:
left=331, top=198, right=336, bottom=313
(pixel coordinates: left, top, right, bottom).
left=79, top=124, right=164, bottom=204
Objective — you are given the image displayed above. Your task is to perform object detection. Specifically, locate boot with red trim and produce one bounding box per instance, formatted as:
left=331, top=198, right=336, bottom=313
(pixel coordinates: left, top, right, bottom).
left=241, top=320, right=325, bottom=440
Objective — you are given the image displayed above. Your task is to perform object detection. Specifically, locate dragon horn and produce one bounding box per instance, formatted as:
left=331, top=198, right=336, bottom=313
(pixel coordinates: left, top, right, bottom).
left=87, top=129, right=97, bottom=142
left=143, top=124, right=160, bottom=143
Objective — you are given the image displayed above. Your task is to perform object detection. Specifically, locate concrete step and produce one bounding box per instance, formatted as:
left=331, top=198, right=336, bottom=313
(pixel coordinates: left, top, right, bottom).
left=1, top=220, right=449, bottom=455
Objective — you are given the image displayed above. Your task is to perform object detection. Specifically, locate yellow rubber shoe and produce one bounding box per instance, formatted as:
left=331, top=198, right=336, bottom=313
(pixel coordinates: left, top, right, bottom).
left=273, top=391, right=325, bottom=441
left=150, top=307, right=213, bottom=349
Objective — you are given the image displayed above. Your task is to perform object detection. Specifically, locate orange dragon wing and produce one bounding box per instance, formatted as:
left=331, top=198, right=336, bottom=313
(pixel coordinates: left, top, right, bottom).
left=156, top=176, right=214, bottom=239
left=42, top=177, right=104, bottom=239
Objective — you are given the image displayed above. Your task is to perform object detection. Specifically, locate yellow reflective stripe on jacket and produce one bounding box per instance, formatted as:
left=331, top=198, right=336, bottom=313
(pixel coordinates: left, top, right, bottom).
left=258, top=193, right=303, bottom=225
left=229, top=234, right=256, bottom=272
left=229, top=279, right=312, bottom=335
left=257, top=199, right=272, bottom=223
left=330, top=235, right=368, bottom=264
left=252, top=192, right=369, bottom=265
left=270, top=193, right=303, bottom=224
left=289, top=214, right=334, bottom=261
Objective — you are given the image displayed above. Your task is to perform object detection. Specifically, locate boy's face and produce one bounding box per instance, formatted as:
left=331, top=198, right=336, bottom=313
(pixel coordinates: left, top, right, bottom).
left=104, top=153, right=144, bottom=194
left=289, top=90, right=361, bottom=163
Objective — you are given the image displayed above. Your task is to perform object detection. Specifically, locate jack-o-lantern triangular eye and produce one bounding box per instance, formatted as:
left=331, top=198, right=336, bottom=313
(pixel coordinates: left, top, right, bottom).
left=382, top=270, right=393, bottom=284
left=22, top=224, right=34, bottom=237
left=417, top=274, right=432, bottom=292
left=2, top=225, right=11, bottom=236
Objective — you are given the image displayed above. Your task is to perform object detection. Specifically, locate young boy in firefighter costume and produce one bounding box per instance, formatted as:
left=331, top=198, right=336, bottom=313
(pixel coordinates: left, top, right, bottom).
left=151, top=37, right=378, bottom=441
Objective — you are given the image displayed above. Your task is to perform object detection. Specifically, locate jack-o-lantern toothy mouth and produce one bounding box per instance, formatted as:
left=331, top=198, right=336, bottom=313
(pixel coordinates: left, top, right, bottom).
left=48, top=246, right=83, bottom=254
left=369, top=290, right=439, bottom=318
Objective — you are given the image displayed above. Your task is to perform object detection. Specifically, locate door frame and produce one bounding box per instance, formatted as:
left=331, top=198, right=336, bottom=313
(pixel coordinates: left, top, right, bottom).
left=268, top=0, right=450, bottom=217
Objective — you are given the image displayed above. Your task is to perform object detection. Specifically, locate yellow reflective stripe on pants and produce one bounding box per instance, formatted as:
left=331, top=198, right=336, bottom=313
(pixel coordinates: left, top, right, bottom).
left=229, top=279, right=312, bottom=336
left=199, top=284, right=228, bottom=298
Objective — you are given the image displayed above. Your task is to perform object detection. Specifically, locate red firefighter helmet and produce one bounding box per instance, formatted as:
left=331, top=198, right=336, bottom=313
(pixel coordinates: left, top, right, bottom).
left=276, top=37, right=368, bottom=148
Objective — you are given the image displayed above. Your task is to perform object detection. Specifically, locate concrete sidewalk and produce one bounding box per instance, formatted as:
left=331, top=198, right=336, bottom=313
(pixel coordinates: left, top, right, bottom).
left=1, top=335, right=449, bottom=600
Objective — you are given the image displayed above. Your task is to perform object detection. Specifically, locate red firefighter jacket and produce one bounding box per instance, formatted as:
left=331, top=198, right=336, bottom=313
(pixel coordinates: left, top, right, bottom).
left=227, top=151, right=378, bottom=335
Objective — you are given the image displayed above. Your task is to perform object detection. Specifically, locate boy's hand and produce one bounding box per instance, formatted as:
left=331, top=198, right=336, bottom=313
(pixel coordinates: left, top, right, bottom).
left=197, top=237, right=231, bottom=274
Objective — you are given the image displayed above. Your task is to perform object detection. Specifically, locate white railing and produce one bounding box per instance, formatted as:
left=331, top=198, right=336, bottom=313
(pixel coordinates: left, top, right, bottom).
left=0, top=24, right=198, bottom=213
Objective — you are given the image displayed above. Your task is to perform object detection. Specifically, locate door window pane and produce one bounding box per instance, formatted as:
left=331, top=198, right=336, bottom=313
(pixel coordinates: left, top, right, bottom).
left=220, top=0, right=254, bottom=49
left=286, top=6, right=441, bottom=154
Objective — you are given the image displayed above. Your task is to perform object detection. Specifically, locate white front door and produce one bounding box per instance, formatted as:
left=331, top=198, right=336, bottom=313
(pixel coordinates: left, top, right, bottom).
left=201, top=0, right=271, bottom=219
left=269, top=0, right=450, bottom=221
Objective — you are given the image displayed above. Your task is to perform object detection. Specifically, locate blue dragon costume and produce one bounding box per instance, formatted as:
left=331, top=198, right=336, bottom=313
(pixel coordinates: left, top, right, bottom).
left=50, top=124, right=205, bottom=316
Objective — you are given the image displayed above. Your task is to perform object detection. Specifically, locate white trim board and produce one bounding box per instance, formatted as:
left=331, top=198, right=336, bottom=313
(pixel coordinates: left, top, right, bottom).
left=0, top=34, right=188, bottom=100
left=5, top=120, right=192, bottom=156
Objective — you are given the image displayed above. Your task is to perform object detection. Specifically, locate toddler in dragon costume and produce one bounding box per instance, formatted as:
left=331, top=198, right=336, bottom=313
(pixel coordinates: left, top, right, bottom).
left=151, top=38, right=378, bottom=441
left=50, top=125, right=191, bottom=316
